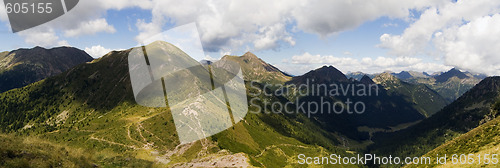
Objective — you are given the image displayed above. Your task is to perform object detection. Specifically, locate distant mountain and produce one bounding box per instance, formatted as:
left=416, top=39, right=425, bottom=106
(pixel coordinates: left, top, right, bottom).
left=396, top=68, right=485, bottom=102
left=199, top=59, right=213, bottom=65
left=221, top=52, right=291, bottom=83
left=285, top=66, right=427, bottom=140
left=370, top=77, right=500, bottom=161
left=359, top=75, right=375, bottom=85
left=392, top=71, right=412, bottom=80
left=372, top=72, right=400, bottom=88
left=346, top=71, right=375, bottom=81
left=434, top=68, right=468, bottom=83
left=0, top=46, right=93, bottom=93
left=373, top=72, right=448, bottom=117
left=392, top=71, right=430, bottom=80
left=287, top=65, right=348, bottom=85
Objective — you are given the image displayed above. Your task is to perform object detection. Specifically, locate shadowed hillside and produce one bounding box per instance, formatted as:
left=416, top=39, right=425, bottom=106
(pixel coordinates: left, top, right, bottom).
left=0, top=46, right=93, bottom=93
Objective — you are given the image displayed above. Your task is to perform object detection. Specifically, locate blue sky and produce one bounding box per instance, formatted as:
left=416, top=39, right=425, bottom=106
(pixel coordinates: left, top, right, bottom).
left=0, top=0, right=499, bottom=76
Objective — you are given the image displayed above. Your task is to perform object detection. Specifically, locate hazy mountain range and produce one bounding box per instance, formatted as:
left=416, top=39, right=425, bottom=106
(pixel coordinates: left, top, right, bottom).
left=0, top=42, right=498, bottom=167
left=348, top=68, right=486, bottom=103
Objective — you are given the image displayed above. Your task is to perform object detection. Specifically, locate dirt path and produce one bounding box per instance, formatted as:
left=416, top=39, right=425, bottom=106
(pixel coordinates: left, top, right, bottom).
left=255, top=144, right=309, bottom=158
left=89, top=134, right=139, bottom=149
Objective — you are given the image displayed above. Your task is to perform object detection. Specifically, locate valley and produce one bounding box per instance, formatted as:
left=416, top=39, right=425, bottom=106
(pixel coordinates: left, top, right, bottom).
left=0, top=43, right=498, bottom=167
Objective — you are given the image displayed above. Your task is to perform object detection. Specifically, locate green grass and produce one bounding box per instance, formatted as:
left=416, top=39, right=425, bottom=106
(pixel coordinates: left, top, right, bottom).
left=0, top=134, right=95, bottom=168
left=407, top=116, right=500, bottom=168
left=0, top=46, right=360, bottom=167
left=369, top=78, right=500, bottom=167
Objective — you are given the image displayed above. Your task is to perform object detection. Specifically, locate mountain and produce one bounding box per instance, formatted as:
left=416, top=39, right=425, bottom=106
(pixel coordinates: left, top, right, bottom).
left=346, top=71, right=375, bottom=81
left=0, top=42, right=355, bottom=167
left=407, top=110, right=499, bottom=167
left=220, top=52, right=291, bottom=83
left=434, top=68, right=468, bottom=83
left=392, top=71, right=412, bottom=80
left=2, top=42, right=496, bottom=167
left=0, top=46, right=93, bottom=93
left=370, top=77, right=500, bottom=163
left=373, top=73, right=449, bottom=117
left=392, top=71, right=430, bottom=80
left=287, top=65, right=349, bottom=85
left=284, top=66, right=427, bottom=141
left=372, top=72, right=400, bottom=88
left=398, top=68, right=485, bottom=102
left=359, top=75, right=375, bottom=85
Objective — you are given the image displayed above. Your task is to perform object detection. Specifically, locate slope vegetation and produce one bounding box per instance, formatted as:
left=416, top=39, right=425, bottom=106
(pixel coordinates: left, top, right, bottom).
left=0, top=46, right=93, bottom=93
left=0, top=42, right=356, bottom=167
left=370, top=77, right=500, bottom=166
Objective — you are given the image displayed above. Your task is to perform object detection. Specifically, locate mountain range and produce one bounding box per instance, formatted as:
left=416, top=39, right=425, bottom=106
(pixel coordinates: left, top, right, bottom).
left=347, top=68, right=486, bottom=103
left=0, top=42, right=351, bottom=167
left=0, top=42, right=498, bottom=167
left=370, top=76, right=500, bottom=166
left=0, top=46, right=93, bottom=93
left=372, top=72, right=448, bottom=117
left=284, top=66, right=444, bottom=141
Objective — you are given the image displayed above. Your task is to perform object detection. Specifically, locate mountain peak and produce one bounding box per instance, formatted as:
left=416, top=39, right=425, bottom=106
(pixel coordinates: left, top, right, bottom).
left=435, top=68, right=468, bottom=83
left=145, top=40, right=176, bottom=48
left=393, top=71, right=412, bottom=79
left=219, top=52, right=291, bottom=83
left=287, top=65, right=348, bottom=85
left=373, top=72, right=399, bottom=84
left=33, top=46, right=46, bottom=50
left=315, top=66, right=346, bottom=77
left=242, top=52, right=258, bottom=59
left=360, top=75, right=375, bottom=85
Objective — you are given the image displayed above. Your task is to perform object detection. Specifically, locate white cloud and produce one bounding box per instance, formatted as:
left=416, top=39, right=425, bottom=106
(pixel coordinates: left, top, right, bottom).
left=5, top=0, right=152, bottom=47
left=253, top=23, right=295, bottom=50
left=135, top=19, right=163, bottom=44
left=382, top=23, right=399, bottom=27
left=291, top=0, right=443, bottom=37
left=203, top=55, right=218, bottom=61
left=379, top=0, right=500, bottom=75
left=8, top=0, right=499, bottom=76
left=134, top=0, right=444, bottom=52
left=434, top=14, right=500, bottom=75
left=289, top=52, right=358, bottom=65
left=4, top=0, right=446, bottom=53
left=282, top=52, right=450, bottom=75
left=0, top=1, right=8, bottom=22
left=18, top=28, right=68, bottom=47
left=84, top=45, right=119, bottom=58
left=64, top=19, right=116, bottom=37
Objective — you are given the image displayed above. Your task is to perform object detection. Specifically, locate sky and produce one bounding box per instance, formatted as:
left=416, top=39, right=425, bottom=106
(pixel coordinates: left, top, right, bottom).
left=0, top=0, right=499, bottom=76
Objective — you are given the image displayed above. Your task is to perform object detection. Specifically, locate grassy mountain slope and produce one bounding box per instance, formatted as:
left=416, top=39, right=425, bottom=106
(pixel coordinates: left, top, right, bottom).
left=0, top=42, right=356, bottom=167
left=373, top=73, right=449, bottom=117
left=370, top=77, right=500, bottom=165
left=0, top=134, right=98, bottom=168
left=406, top=113, right=500, bottom=167
left=0, top=46, right=93, bottom=93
